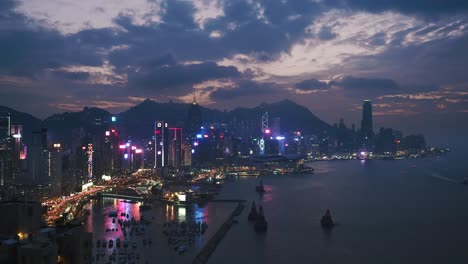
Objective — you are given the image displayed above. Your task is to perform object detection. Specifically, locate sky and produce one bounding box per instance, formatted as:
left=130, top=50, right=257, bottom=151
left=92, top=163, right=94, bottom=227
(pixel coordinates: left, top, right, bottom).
left=1, top=0, right=468, bottom=146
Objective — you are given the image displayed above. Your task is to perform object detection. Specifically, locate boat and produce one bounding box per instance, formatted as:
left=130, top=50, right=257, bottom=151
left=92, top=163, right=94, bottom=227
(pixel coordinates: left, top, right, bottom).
left=139, top=204, right=152, bottom=211
left=320, top=209, right=335, bottom=228
left=254, top=205, right=268, bottom=232
left=247, top=201, right=258, bottom=221
left=109, top=211, right=118, bottom=217
left=255, top=180, right=265, bottom=193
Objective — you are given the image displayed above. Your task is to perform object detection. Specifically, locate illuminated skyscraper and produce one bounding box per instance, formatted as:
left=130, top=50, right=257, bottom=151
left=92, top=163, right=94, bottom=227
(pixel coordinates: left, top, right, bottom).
left=49, top=143, right=63, bottom=195
left=155, top=121, right=169, bottom=168
left=186, top=98, right=202, bottom=140
left=361, top=100, right=374, bottom=148
left=0, top=113, right=11, bottom=186
left=168, top=128, right=183, bottom=167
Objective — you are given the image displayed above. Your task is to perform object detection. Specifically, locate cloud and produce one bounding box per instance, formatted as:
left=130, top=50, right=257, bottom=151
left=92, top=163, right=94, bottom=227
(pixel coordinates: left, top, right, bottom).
left=317, top=26, right=337, bottom=40
left=332, top=76, right=399, bottom=90
left=294, top=79, right=328, bottom=91
left=334, top=0, right=468, bottom=18
left=53, top=70, right=91, bottom=81
left=127, top=59, right=240, bottom=95
left=210, top=80, right=281, bottom=100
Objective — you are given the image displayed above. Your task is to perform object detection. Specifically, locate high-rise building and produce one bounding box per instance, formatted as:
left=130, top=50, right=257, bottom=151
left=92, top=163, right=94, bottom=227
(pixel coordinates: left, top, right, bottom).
left=0, top=113, right=11, bottom=187
left=49, top=143, right=63, bottom=195
left=186, top=99, right=202, bottom=140
left=361, top=100, right=373, bottom=138
left=168, top=128, right=183, bottom=167
left=27, top=128, right=49, bottom=184
left=361, top=100, right=374, bottom=148
left=155, top=121, right=169, bottom=168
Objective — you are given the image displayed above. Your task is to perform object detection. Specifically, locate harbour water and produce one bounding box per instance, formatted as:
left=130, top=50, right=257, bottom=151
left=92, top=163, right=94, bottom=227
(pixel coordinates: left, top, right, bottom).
left=85, top=151, right=468, bottom=264
left=84, top=199, right=236, bottom=263
left=210, top=152, right=468, bottom=264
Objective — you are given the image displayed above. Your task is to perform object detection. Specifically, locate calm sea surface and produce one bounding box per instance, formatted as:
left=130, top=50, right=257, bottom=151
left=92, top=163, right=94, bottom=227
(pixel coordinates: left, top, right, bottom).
left=210, top=151, right=468, bottom=264
left=86, top=150, right=468, bottom=264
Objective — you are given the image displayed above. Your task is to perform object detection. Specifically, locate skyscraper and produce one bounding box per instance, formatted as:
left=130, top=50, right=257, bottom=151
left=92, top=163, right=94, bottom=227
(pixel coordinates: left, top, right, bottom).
left=168, top=127, right=183, bottom=167
left=27, top=129, right=49, bottom=184
left=155, top=121, right=169, bottom=168
left=361, top=100, right=374, bottom=148
left=186, top=98, right=202, bottom=140
left=0, top=113, right=11, bottom=187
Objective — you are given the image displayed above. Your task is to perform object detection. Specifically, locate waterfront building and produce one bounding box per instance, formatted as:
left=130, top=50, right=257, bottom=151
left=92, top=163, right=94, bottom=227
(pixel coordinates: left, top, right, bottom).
left=155, top=121, right=169, bottom=168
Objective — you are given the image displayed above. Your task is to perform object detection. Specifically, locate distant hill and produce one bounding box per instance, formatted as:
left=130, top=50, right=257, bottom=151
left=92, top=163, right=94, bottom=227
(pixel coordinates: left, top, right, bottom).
left=228, top=99, right=331, bottom=136
left=1, top=99, right=333, bottom=145
left=0, top=105, right=42, bottom=145
left=43, top=107, right=112, bottom=143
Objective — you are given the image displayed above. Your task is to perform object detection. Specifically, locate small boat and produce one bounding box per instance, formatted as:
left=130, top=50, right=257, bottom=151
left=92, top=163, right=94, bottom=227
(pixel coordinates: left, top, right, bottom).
left=320, top=209, right=335, bottom=228
left=254, top=205, right=268, bottom=232
left=139, top=204, right=152, bottom=211
left=247, top=201, right=258, bottom=221
left=255, top=180, right=265, bottom=193
left=109, top=211, right=118, bottom=217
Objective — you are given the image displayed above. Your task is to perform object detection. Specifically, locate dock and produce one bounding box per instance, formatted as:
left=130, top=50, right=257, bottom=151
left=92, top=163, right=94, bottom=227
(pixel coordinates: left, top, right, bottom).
left=192, top=200, right=245, bottom=264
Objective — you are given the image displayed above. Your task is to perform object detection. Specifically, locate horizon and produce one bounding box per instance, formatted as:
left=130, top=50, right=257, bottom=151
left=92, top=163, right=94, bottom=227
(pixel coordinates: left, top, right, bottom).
left=1, top=97, right=464, bottom=150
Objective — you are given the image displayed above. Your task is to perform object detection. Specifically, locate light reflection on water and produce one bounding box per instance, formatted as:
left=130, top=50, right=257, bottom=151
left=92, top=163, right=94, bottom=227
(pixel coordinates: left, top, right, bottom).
left=84, top=197, right=237, bottom=263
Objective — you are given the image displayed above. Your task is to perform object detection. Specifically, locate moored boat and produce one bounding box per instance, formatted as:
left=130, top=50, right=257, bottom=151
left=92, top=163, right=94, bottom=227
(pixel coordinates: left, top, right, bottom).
left=255, top=180, right=265, bottom=193
left=320, top=209, right=335, bottom=228
left=254, top=205, right=268, bottom=232
left=248, top=201, right=258, bottom=221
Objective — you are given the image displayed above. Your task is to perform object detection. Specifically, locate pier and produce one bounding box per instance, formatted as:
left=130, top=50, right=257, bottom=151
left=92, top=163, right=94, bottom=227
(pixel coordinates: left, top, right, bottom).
left=192, top=200, right=245, bottom=264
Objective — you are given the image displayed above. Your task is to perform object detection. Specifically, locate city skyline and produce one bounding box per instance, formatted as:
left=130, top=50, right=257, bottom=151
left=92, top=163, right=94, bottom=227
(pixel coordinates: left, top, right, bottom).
left=0, top=0, right=467, bottom=147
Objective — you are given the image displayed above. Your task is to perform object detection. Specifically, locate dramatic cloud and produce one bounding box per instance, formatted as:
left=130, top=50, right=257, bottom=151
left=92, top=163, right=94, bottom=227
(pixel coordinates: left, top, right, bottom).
left=294, top=79, right=329, bottom=91
left=210, top=80, right=281, bottom=100
left=332, top=76, right=399, bottom=90
left=127, top=59, right=240, bottom=95
left=0, top=0, right=467, bottom=142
